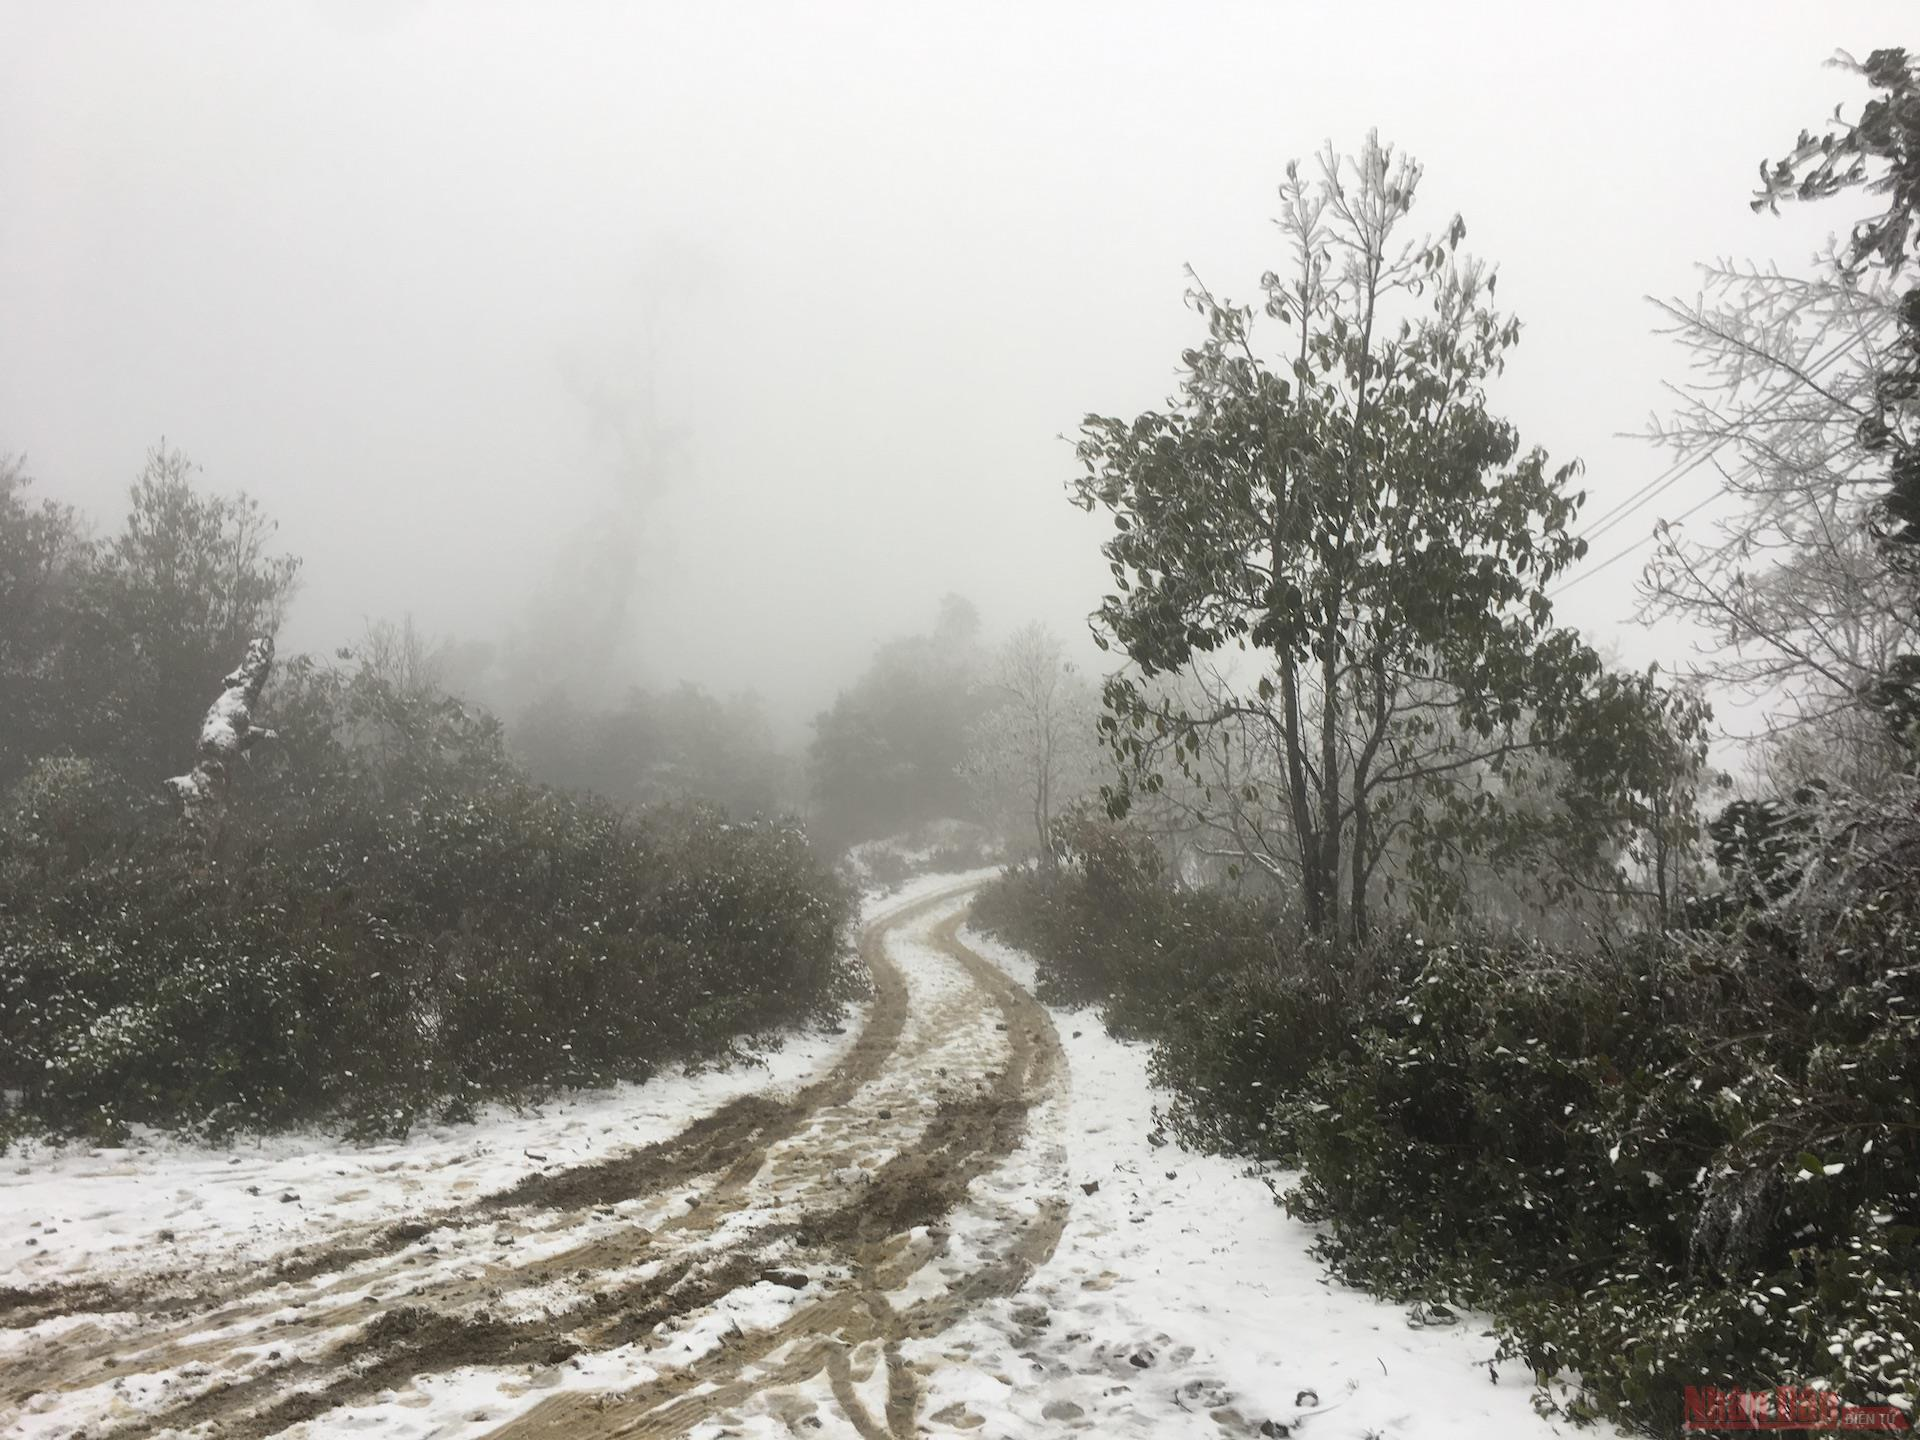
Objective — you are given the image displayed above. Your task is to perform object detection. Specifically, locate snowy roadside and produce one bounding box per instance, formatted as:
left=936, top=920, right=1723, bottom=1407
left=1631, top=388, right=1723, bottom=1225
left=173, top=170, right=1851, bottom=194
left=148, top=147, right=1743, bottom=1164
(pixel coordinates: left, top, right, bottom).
left=0, top=872, right=1623, bottom=1440
left=0, top=1026, right=859, bottom=1297
left=0, top=877, right=992, bottom=1298
left=922, top=923, right=1627, bottom=1440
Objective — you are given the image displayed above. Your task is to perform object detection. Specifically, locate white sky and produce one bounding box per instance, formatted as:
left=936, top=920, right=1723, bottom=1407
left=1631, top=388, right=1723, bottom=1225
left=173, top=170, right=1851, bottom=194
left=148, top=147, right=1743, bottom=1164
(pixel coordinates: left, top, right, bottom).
left=2, top=2, right=1910, bottom=738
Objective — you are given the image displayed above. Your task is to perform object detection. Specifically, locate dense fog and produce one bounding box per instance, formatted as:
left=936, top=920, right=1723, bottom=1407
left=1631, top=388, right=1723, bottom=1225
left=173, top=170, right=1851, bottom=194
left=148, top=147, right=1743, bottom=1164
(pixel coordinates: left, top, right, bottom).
left=4, top=3, right=1902, bottom=760
left=8, top=11, right=1920, bottom=1436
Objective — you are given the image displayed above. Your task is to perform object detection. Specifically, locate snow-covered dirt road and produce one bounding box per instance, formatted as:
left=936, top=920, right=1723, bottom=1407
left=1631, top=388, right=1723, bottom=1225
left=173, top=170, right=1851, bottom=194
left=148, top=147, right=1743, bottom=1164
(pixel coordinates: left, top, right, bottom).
left=3, top=879, right=1612, bottom=1439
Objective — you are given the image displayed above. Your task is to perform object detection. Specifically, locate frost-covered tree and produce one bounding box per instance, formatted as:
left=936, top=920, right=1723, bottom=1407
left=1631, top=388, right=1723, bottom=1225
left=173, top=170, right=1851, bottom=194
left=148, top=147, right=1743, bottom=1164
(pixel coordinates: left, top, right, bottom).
left=958, top=623, right=1102, bottom=867
left=1642, top=263, right=1916, bottom=780
left=1640, top=49, right=1920, bottom=800
left=1731, top=48, right=1920, bottom=769
left=358, top=615, right=450, bottom=705
left=1757, top=46, right=1919, bottom=546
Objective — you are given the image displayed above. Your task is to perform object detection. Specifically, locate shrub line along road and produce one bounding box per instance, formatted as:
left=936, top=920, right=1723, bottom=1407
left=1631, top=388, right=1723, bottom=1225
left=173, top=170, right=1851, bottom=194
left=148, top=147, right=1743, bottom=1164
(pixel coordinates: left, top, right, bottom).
left=4, top=882, right=1074, bottom=1438
left=5, top=881, right=1612, bottom=1439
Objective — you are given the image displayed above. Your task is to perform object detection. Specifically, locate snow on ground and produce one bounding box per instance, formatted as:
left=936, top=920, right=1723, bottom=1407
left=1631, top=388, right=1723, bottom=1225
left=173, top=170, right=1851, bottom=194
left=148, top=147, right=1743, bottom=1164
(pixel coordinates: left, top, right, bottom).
left=844, top=824, right=1000, bottom=889
left=853, top=862, right=1002, bottom=913
left=4, top=874, right=1626, bottom=1439
left=0, top=877, right=993, bottom=1296
left=0, top=1030, right=857, bottom=1296
left=220, top=884, right=1017, bottom=1440
left=895, top=923, right=1630, bottom=1440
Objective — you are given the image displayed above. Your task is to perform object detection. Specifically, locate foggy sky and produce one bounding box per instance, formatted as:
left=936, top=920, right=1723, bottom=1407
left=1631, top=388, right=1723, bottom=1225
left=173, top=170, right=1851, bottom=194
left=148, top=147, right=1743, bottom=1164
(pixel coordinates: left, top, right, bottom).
left=3, top=2, right=1910, bottom=741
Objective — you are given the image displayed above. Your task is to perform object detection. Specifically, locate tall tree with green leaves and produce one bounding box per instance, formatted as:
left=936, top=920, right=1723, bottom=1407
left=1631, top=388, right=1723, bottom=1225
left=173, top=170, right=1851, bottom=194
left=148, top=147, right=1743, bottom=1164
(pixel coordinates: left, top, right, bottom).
left=1073, top=136, right=1706, bottom=940
left=86, top=443, right=302, bottom=782
left=808, top=595, right=990, bottom=849
left=0, top=454, right=92, bottom=789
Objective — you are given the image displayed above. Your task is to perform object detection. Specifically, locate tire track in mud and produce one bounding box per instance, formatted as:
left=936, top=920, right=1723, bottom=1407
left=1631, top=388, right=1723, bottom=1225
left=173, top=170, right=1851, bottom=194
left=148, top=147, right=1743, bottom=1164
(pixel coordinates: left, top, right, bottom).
left=0, top=883, right=933, bottom=1342
left=4, top=886, right=1070, bottom=1440
left=0, top=882, right=953, bottom=1401
left=480, top=911, right=1066, bottom=1440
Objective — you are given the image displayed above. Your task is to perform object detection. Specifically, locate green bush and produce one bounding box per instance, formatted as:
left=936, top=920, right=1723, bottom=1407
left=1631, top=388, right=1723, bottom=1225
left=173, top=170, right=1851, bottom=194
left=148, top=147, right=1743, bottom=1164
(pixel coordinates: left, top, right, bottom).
left=1280, top=927, right=1918, bottom=1435
left=969, top=812, right=1180, bottom=1016
left=969, top=818, right=1396, bottom=1154
left=0, top=678, right=857, bottom=1146
left=971, top=840, right=1920, bottom=1437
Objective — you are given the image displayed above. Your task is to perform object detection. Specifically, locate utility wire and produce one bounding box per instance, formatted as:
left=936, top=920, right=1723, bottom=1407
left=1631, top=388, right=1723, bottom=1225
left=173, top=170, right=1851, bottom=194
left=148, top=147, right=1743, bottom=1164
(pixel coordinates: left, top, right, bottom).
left=1571, top=334, right=1856, bottom=548
left=1549, top=331, right=1862, bottom=599
left=1575, top=447, right=1725, bottom=551
left=1551, top=486, right=1727, bottom=597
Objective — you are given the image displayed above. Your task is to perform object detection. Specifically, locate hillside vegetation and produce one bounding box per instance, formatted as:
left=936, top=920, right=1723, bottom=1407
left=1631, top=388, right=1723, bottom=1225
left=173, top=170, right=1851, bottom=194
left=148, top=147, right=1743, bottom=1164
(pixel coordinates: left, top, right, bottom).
left=975, top=59, right=1920, bottom=1437
left=0, top=451, right=855, bottom=1146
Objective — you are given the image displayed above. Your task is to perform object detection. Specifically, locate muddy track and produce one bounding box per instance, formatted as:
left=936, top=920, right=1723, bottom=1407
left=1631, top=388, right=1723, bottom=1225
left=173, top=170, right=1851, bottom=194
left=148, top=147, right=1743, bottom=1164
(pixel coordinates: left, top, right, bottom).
left=0, top=885, right=927, bottom=1341
left=3, top=884, right=1069, bottom=1438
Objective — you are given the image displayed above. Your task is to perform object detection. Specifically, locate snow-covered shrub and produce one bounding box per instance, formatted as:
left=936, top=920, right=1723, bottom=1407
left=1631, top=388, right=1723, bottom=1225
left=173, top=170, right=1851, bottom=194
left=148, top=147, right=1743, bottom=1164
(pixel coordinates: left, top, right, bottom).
left=1146, top=925, right=1422, bottom=1158
left=970, top=845, right=1406, bottom=1153
left=1280, top=922, right=1919, bottom=1435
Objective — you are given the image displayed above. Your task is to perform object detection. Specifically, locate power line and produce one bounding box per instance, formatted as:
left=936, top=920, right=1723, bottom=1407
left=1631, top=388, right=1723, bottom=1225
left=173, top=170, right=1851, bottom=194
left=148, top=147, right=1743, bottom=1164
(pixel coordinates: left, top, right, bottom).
left=1570, top=334, right=1856, bottom=550
left=1575, top=447, right=1724, bottom=550
left=1551, top=486, right=1726, bottom=597
left=1549, top=331, right=1862, bottom=599
left=1573, top=444, right=1712, bottom=545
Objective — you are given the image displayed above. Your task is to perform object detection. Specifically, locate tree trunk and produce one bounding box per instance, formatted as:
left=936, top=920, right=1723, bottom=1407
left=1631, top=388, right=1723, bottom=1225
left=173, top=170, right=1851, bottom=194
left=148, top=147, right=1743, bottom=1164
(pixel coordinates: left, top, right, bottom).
left=1350, top=777, right=1371, bottom=945
left=1349, top=656, right=1390, bottom=945
left=1653, top=789, right=1672, bottom=929
left=164, top=636, right=275, bottom=827
left=1318, top=617, right=1343, bottom=943
left=1279, top=661, right=1325, bottom=931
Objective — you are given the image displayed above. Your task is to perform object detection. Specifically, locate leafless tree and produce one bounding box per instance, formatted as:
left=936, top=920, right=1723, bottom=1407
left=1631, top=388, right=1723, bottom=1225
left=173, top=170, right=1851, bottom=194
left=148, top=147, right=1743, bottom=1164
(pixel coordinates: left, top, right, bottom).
left=1643, top=259, right=1919, bottom=782
left=959, top=623, right=1101, bottom=869
left=359, top=614, right=450, bottom=703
